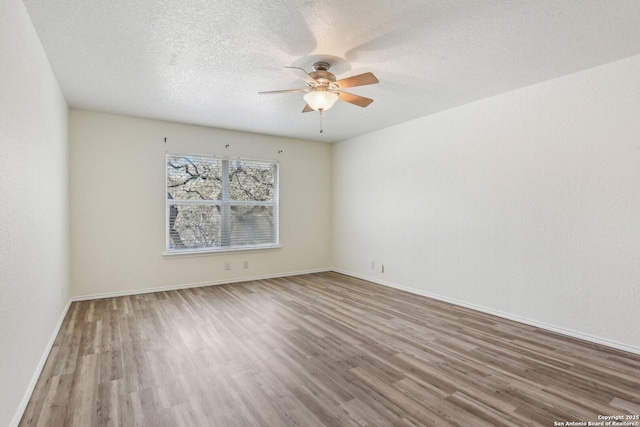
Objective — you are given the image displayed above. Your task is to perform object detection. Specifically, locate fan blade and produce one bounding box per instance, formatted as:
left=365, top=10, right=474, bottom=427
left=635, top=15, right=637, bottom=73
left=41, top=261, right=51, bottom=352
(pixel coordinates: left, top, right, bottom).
left=302, top=104, right=314, bottom=113
left=258, top=88, right=307, bottom=95
left=285, top=66, right=317, bottom=85
left=336, top=91, right=374, bottom=108
left=334, top=72, right=379, bottom=89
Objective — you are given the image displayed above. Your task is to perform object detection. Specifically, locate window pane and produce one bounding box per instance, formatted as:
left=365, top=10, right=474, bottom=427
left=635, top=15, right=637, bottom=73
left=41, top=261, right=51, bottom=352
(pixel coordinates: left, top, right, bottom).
left=230, top=205, right=275, bottom=245
left=167, top=155, right=222, bottom=201
left=228, top=160, right=275, bottom=202
left=166, top=154, right=279, bottom=253
left=168, top=204, right=221, bottom=249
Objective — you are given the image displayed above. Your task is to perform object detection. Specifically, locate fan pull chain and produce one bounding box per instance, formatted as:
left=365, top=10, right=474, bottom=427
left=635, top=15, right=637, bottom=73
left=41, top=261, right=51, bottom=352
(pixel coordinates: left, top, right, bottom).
left=319, top=109, right=324, bottom=134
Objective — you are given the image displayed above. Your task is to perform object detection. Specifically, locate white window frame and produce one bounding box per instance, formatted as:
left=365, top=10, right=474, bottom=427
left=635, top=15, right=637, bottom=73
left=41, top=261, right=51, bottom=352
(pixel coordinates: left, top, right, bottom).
left=164, top=152, right=279, bottom=256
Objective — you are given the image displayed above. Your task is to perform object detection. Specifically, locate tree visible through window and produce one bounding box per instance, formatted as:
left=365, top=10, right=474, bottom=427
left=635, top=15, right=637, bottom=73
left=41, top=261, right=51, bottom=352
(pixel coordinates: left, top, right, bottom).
left=166, top=154, right=279, bottom=253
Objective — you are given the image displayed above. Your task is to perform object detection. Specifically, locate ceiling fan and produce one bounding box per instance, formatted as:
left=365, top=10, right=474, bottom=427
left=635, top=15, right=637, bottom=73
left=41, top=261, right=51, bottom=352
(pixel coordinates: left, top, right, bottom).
left=259, top=62, right=379, bottom=115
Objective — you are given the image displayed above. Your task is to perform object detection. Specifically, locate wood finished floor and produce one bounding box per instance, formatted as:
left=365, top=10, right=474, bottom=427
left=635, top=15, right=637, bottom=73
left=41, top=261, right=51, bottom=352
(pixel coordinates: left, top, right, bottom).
left=20, top=272, right=640, bottom=426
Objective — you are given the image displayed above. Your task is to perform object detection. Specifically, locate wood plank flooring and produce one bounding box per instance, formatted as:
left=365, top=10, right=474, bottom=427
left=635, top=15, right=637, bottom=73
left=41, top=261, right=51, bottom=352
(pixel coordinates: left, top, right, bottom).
left=20, top=272, right=640, bottom=426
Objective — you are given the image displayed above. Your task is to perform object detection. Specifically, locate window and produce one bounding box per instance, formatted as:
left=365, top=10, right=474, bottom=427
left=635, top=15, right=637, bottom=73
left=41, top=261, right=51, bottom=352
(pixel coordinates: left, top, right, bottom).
left=166, top=153, right=279, bottom=254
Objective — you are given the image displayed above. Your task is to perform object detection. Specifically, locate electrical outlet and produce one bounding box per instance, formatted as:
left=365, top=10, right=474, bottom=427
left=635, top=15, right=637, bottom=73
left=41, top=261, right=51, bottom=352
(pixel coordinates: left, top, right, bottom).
left=371, top=261, right=376, bottom=270
left=243, top=261, right=249, bottom=269
left=224, top=262, right=231, bottom=270
left=379, top=263, right=385, bottom=273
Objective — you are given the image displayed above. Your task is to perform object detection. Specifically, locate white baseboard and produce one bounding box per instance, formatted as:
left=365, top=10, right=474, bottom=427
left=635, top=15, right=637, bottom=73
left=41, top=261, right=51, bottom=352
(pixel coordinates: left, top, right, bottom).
left=71, top=268, right=331, bottom=301
left=11, top=299, right=72, bottom=427
left=331, top=268, right=640, bottom=356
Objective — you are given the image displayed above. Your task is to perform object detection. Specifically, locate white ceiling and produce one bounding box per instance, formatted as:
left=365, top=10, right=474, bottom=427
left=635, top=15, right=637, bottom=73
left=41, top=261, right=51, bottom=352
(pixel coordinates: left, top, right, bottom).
left=23, top=0, right=640, bottom=143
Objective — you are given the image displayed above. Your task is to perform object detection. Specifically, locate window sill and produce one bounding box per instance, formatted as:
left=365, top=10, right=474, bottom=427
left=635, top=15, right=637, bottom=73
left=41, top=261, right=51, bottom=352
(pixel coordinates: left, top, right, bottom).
left=163, top=245, right=281, bottom=258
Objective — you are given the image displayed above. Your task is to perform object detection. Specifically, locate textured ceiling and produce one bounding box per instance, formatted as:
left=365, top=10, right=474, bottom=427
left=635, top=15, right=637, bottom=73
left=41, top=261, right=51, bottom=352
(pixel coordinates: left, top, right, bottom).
left=23, top=0, right=640, bottom=142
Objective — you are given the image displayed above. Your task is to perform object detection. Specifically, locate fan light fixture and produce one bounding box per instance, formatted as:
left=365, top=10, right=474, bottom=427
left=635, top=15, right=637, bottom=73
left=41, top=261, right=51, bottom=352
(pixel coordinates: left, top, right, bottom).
left=304, top=90, right=339, bottom=111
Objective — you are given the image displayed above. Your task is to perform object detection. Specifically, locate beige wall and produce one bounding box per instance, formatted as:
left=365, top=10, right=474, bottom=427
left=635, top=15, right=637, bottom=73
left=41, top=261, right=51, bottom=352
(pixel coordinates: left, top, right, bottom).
left=332, top=54, right=640, bottom=353
left=69, top=110, right=332, bottom=297
left=0, top=1, right=70, bottom=425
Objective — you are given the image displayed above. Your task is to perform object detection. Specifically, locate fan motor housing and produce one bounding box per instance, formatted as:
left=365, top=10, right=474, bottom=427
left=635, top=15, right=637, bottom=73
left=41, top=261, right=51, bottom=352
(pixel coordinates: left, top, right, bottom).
left=310, top=62, right=336, bottom=86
